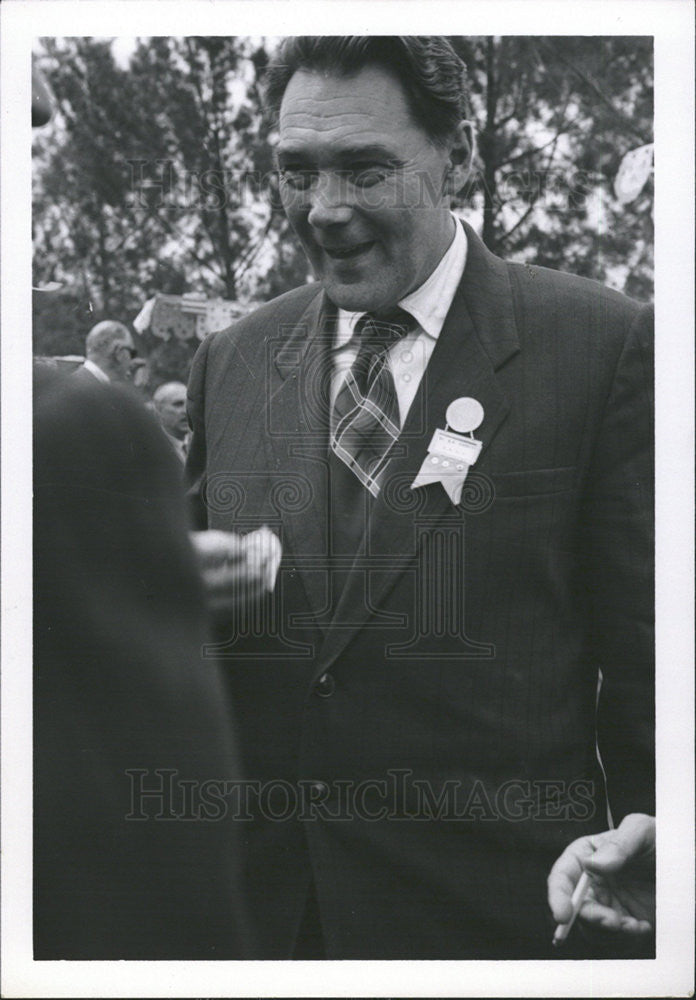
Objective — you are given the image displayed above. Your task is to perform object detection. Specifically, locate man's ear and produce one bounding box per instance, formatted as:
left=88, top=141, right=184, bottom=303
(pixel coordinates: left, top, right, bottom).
left=445, top=120, right=475, bottom=196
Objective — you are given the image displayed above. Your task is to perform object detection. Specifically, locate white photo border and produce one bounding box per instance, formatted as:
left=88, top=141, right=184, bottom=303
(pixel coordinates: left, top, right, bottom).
left=2, top=1, right=693, bottom=996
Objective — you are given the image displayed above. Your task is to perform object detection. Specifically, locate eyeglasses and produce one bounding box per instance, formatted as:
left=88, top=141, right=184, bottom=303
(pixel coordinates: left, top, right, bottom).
left=116, top=344, right=138, bottom=359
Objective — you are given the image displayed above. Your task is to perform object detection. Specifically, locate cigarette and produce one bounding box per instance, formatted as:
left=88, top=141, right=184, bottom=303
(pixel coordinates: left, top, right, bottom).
left=552, top=869, right=591, bottom=947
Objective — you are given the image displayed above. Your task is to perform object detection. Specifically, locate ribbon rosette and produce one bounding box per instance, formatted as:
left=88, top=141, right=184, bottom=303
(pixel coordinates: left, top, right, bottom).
left=411, top=428, right=482, bottom=505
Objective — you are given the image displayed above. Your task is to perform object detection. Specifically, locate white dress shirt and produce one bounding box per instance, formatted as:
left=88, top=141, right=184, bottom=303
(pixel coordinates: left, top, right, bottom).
left=332, top=215, right=468, bottom=425
left=163, top=430, right=188, bottom=464
left=82, top=359, right=110, bottom=384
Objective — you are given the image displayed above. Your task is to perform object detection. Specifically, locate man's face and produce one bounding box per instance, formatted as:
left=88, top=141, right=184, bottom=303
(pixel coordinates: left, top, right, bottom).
left=156, top=385, right=188, bottom=439
left=111, top=336, right=137, bottom=382
left=277, top=65, right=456, bottom=314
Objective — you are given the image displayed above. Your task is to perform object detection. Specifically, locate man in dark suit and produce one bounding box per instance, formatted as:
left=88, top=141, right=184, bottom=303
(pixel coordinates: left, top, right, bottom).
left=186, top=36, right=654, bottom=959
left=73, top=319, right=137, bottom=385
left=153, top=380, right=190, bottom=463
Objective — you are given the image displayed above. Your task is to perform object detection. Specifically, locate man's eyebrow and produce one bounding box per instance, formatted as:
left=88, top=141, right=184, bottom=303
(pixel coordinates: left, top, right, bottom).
left=275, top=144, right=403, bottom=166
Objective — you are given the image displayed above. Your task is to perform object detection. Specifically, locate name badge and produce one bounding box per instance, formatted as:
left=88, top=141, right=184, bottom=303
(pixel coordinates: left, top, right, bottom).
left=411, top=398, right=484, bottom=505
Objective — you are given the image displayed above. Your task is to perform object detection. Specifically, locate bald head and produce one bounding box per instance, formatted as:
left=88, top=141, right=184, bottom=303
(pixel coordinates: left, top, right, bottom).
left=85, top=320, right=132, bottom=355
left=153, top=382, right=189, bottom=440
left=85, top=321, right=136, bottom=383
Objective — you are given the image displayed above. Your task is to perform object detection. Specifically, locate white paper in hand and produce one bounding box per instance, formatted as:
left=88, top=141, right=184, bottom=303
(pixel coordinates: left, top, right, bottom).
left=242, top=526, right=282, bottom=593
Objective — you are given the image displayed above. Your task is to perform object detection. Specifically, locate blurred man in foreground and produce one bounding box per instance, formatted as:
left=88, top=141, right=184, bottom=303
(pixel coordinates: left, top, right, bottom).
left=32, top=60, right=253, bottom=957
left=34, top=367, right=253, bottom=957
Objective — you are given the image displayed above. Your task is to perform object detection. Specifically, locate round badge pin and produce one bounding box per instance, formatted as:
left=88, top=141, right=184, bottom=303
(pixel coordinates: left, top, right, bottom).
left=446, top=397, right=484, bottom=434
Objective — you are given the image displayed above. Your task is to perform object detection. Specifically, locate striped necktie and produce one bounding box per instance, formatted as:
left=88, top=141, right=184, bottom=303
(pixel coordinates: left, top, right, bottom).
left=330, top=308, right=416, bottom=497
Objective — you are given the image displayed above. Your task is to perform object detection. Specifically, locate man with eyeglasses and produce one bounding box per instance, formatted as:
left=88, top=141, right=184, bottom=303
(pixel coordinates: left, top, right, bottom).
left=74, top=319, right=138, bottom=385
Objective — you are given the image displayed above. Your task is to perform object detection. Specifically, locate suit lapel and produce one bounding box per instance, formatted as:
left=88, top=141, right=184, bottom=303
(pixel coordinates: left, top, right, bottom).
left=317, top=224, right=520, bottom=668
left=263, top=289, right=334, bottom=631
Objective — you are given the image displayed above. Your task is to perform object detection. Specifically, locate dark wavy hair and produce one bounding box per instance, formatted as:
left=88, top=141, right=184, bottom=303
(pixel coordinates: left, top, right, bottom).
left=263, top=36, right=470, bottom=148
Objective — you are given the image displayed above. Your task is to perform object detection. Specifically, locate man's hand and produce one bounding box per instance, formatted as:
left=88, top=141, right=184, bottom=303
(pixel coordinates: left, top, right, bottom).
left=190, top=528, right=280, bottom=618
left=547, top=813, right=655, bottom=938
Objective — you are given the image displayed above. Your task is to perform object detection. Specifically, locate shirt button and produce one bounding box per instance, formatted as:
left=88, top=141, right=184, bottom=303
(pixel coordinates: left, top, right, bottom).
left=402, top=372, right=412, bottom=383
left=401, top=350, right=413, bottom=364
left=314, top=672, right=336, bottom=697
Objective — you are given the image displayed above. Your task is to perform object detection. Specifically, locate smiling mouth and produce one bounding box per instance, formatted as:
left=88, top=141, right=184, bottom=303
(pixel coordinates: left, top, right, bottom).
left=322, top=241, right=375, bottom=261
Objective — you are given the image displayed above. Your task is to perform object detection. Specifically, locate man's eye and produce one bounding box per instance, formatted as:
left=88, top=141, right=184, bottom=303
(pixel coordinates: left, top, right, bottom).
left=280, top=169, right=316, bottom=191
left=348, top=166, right=388, bottom=188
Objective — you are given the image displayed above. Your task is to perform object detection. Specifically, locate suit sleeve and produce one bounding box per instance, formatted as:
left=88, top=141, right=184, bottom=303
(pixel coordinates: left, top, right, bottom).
left=579, top=304, right=654, bottom=823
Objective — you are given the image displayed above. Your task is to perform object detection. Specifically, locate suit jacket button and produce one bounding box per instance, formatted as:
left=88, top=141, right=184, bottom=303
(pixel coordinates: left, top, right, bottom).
left=314, top=672, right=335, bottom=697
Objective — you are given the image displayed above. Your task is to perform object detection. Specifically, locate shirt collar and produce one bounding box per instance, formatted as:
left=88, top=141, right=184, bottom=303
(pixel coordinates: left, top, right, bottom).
left=83, top=359, right=110, bottom=383
left=164, top=430, right=187, bottom=459
left=336, top=214, right=468, bottom=347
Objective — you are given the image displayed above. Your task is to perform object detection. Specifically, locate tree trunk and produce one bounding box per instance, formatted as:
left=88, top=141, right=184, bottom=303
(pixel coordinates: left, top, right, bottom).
left=481, top=37, right=499, bottom=252
left=96, top=206, right=111, bottom=316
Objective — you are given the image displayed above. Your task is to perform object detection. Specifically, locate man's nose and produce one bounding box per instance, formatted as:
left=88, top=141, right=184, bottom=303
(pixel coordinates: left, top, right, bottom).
left=306, top=173, right=353, bottom=229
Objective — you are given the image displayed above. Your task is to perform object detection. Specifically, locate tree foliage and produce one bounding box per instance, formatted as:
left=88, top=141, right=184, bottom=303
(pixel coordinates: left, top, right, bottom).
left=453, top=36, right=653, bottom=300
left=33, top=35, right=653, bottom=376
left=33, top=35, right=304, bottom=374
